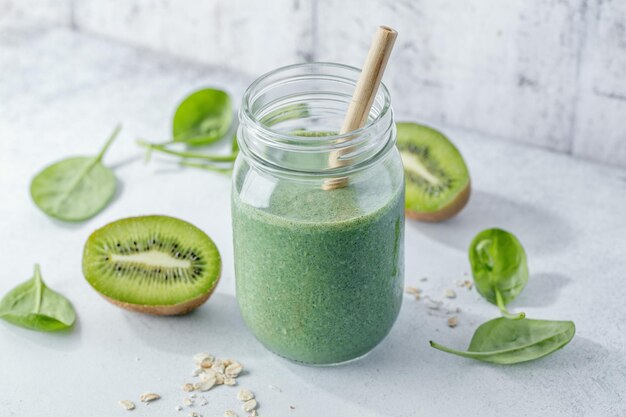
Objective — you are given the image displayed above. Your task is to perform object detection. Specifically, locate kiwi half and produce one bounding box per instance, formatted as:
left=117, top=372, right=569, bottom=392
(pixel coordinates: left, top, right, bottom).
left=82, top=215, right=221, bottom=315
left=396, top=122, right=470, bottom=222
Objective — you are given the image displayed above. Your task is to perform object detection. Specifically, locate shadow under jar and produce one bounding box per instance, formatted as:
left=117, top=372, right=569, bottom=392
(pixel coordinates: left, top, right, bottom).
left=232, top=63, right=405, bottom=365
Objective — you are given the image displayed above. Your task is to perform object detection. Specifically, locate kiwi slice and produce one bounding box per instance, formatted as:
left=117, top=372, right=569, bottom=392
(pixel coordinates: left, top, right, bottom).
left=396, top=122, right=470, bottom=222
left=82, top=215, right=221, bottom=315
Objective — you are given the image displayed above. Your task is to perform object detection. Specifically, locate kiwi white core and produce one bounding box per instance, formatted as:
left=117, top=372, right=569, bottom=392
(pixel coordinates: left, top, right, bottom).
left=110, top=250, right=191, bottom=269
left=400, top=152, right=441, bottom=186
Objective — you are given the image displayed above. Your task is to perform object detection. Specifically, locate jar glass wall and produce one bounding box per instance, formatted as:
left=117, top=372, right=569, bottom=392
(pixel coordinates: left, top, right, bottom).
left=232, top=63, right=405, bottom=365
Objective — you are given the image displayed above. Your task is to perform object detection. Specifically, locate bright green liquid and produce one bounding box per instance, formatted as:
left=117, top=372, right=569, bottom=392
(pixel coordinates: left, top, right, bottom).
left=232, top=174, right=404, bottom=364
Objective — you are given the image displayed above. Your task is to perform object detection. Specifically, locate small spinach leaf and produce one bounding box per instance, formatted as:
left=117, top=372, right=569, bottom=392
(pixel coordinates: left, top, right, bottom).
left=30, top=125, right=121, bottom=222
left=0, top=264, right=76, bottom=332
left=173, top=88, right=232, bottom=146
left=469, top=228, right=528, bottom=319
left=430, top=317, right=575, bottom=364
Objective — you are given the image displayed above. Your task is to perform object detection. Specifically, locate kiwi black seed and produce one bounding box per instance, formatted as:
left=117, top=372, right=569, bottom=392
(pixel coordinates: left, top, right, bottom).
left=396, top=122, right=470, bottom=222
left=82, top=215, right=221, bottom=315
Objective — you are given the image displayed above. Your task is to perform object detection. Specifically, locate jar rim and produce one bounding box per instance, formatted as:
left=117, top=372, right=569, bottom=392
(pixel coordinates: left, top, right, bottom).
left=240, top=62, right=392, bottom=144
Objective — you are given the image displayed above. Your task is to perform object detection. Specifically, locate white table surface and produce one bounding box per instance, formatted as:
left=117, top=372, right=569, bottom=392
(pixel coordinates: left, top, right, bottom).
left=1, top=24, right=626, bottom=417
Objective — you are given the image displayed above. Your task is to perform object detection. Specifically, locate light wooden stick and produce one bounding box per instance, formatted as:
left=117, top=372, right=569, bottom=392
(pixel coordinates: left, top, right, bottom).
left=322, top=25, right=397, bottom=190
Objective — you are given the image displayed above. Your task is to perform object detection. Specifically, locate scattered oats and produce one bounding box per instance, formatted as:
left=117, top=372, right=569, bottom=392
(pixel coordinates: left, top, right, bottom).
left=249, top=411, right=258, bottom=417
left=225, top=411, right=238, bottom=417
left=183, top=397, right=194, bottom=407
left=444, top=289, right=457, bottom=299
left=118, top=400, right=135, bottom=411
left=200, top=368, right=218, bottom=380
left=194, top=352, right=214, bottom=365
left=237, top=389, right=255, bottom=401
left=200, top=358, right=215, bottom=369
left=139, top=393, right=160, bottom=403
left=424, top=296, right=443, bottom=310
left=188, top=413, right=200, bottom=417
left=194, top=376, right=217, bottom=392
left=215, top=373, right=225, bottom=385
left=224, top=377, right=237, bottom=386
left=212, top=360, right=226, bottom=373
left=405, top=286, right=421, bottom=295
left=405, top=286, right=421, bottom=300
left=242, top=399, right=257, bottom=412
left=225, top=362, right=243, bottom=377
left=223, top=359, right=233, bottom=366
left=176, top=405, right=183, bottom=411
left=448, top=316, right=459, bottom=328
left=464, top=280, right=473, bottom=289
left=183, top=383, right=195, bottom=392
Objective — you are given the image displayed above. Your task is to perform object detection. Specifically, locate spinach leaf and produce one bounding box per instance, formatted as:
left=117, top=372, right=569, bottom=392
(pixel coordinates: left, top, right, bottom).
left=173, top=88, right=232, bottom=146
left=30, top=125, right=121, bottom=222
left=430, top=317, right=575, bottom=364
left=469, top=228, right=528, bottom=319
left=0, top=264, right=76, bottom=332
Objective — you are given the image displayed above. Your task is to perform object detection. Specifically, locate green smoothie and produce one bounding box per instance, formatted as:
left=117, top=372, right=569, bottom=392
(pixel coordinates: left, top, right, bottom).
left=232, top=173, right=404, bottom=364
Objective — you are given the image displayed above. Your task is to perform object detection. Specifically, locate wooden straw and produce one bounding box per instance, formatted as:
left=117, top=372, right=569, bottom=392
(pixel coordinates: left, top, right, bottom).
left=322, top=25, right=397, bottom=190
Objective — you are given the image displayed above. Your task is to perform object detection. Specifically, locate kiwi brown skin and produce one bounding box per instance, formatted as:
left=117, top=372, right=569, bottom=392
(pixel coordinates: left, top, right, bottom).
left=405, top=181, right=471, bottom=222
left=99, top=272, right=220, bottom=316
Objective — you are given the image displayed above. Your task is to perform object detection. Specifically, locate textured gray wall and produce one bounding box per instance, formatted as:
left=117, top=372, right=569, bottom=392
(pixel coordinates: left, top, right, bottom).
left=2, top=0, right=625, bottom=167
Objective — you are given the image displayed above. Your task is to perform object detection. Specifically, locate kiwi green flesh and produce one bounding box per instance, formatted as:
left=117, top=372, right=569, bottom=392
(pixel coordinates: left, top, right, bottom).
left=83, top=215, right=221, bottom=312
left=396, top=122, right=470, bottom=219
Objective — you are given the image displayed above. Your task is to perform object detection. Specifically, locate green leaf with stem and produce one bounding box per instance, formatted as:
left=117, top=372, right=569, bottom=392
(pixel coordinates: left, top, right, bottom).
left=0, top=264, right=76, bottom=332
left=469, top=228, right=528, bottom=319
left=137, top=140, right=237, bottom=162
left=30, top=125, right=122, bottom=222
left=180, top=161, right=233, bottom=175
left=173, top=88, right=232, bottom=146
left=495, top=287, right=525, bottom=320
left=430, top=317, right=575, bottom=364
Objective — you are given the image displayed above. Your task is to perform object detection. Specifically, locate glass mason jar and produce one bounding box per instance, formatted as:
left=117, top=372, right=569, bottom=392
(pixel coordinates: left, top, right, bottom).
left=232, top=63, right=405, bottom=365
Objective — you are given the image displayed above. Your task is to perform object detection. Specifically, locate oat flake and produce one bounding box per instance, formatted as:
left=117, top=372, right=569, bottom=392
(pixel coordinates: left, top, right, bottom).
left=242, top=399, right=257, bottom=412
left=237, top=389, right=254, bottom=401
left=118, top=400, right=135, bottom=411
left=195, top=376, right=217, bottom=392
left=139, top=393, right=160, bottom=403
left=225, top=362, right=243, bottom=377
